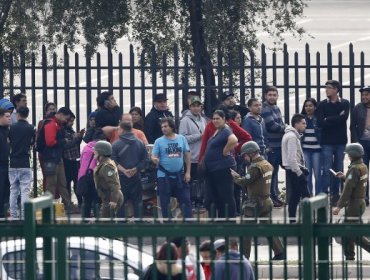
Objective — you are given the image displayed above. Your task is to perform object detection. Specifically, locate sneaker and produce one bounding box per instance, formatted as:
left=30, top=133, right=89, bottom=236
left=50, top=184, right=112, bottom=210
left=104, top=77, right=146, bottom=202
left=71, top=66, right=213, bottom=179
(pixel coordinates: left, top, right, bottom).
left=272, top=253, right=286, bottom=260
left=273, top=200, right=283, bottom=208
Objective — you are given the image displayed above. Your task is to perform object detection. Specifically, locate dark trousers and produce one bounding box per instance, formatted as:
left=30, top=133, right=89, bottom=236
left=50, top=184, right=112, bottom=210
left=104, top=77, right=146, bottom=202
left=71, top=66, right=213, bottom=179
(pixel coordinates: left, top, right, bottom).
left=360, top=140, right=370, bottom=203
left=117, top=176, right=143, bottom=218
left=82, top=191, right=100, bottom=218
left=64, top=159, right=82, bottom=206
left=157, top=177, right=192, bottom=219
left=267, top=148, right=282, bottom=201
left=286, top=169, right=310, bottom=222
left=206, top=168, right=236, bottom=218
left=0, top=166, right=10, bottom=218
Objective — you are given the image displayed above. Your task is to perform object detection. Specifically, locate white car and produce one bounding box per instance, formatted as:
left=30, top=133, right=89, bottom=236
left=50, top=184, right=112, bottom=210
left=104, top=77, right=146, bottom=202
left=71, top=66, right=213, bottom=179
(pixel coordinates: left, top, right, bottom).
left=0, top=237, right=153, bottom=280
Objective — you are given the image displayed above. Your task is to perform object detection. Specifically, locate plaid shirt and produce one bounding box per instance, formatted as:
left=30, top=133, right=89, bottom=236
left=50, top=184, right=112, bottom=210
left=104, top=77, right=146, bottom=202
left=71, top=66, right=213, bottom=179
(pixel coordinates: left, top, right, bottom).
left=63, top=127, right=82, bottom=161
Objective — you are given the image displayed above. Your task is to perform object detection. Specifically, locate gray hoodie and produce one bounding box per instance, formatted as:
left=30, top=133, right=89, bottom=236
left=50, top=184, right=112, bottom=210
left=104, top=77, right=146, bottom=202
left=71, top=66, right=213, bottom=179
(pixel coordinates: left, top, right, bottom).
left=111, top=132, right=148, bottom=183
left=281, top=125, right=305, bottom=176
left=179, top=110, right=207, bottom=163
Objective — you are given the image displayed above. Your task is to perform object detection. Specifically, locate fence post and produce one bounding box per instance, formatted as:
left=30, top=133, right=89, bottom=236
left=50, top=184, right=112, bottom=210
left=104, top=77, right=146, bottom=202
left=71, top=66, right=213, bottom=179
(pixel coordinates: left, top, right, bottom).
left=317, top=203, right=330, bottom=279
left=24, top=193, right=54, bottom=280
left=301, top=199, right=314, bottom=280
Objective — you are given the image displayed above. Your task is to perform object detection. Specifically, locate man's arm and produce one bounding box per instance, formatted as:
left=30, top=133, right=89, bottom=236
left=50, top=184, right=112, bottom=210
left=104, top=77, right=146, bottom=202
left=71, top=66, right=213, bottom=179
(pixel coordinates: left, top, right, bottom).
left=261, top=107, right=285, bottom=133
left=337, top=169, right=358, bottom=209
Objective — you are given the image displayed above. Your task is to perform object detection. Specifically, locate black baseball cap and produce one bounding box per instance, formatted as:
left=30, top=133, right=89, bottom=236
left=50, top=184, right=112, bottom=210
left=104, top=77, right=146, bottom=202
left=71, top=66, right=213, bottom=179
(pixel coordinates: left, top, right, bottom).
left=222, top=91, right=235, bottom=101
left=153, top=94, right=168, bottom=102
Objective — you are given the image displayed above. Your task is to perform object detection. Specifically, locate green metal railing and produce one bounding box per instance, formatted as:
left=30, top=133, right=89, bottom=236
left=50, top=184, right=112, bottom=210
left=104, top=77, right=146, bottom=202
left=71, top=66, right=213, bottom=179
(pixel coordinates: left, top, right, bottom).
left=0, top=193, right=367, bottom=279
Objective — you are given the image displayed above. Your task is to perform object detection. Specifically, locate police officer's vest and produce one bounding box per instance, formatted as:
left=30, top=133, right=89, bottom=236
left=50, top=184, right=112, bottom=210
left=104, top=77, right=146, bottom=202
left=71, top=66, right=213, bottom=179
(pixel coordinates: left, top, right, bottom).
left=248, top=157, right=273, bottom=200
left=349, top=161, right=368, bottom=200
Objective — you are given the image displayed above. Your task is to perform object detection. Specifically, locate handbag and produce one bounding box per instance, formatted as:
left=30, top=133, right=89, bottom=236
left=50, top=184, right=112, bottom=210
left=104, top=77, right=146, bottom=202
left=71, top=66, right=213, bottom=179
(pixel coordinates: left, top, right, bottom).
left=76, top=154, right=95, bottom=197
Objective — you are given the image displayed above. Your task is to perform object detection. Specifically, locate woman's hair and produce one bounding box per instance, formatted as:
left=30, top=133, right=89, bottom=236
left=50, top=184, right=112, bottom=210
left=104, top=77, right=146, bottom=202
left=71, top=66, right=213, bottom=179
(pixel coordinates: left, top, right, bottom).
left=213, top=109, right=226, bottom=119
left=129, top=106, right=143, bottom=117
left=214, top=104, right=230, bottom=120
left=156, top=242, right=178, bottom=261
left=229, top=110, right=240, bottom=121
left=300, top=98, right=318, bottom=115
left=44, top=102, right=56, bottom=113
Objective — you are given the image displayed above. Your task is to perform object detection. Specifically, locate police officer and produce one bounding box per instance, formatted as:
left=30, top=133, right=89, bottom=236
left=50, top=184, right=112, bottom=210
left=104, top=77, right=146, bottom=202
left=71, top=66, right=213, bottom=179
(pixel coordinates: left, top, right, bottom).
left=93, top=141, right=123, bottom=218
left=332, top=143, right=370, bottom=260
left=231, top=141, right=284, bottom=260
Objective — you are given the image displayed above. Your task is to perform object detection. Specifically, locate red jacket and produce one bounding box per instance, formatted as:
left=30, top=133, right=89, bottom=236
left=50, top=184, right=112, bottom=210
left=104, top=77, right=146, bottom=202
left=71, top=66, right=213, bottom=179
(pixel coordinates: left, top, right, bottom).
left=198, top=119, right=252, bottom=161
left=44, top=116, right=62, bottom=147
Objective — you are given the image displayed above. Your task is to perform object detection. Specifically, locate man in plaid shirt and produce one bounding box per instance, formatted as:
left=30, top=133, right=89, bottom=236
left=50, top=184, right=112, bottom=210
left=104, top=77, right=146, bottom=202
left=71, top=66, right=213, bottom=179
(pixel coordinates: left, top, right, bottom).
left=63, top=112, right=85, bottom=207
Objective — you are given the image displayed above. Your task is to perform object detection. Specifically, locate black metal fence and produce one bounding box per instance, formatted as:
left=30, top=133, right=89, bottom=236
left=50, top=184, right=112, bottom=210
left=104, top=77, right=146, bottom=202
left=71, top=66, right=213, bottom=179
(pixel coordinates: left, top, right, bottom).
left=0, top=43, right=369, bottom=196
left=0, top=43, right=368, bottom=129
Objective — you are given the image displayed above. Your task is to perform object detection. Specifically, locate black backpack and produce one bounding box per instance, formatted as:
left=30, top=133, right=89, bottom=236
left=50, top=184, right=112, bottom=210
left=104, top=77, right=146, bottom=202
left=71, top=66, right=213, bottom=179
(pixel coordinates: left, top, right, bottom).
left=36, top=119, right=51, bottom=153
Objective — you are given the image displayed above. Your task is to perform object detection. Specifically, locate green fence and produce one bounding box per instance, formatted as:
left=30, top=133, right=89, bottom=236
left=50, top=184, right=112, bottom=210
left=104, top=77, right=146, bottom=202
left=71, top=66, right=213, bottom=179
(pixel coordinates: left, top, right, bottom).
left=0, top=193, right=369, bottom=279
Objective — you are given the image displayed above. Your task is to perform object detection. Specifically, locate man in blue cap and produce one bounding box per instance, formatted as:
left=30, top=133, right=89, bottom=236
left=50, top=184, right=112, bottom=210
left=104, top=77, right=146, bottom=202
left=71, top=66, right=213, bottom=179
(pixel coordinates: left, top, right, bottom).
left=0, top=98, right=14, bottom=114
left=350, top=85, right=370, bottom=205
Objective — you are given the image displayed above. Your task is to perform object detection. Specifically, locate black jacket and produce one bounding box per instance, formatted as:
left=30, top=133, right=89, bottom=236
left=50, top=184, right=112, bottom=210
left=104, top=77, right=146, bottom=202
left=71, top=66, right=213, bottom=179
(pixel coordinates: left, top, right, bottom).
left=9, top=120, right=36, bottom=168
left=350, top=102, right=367, bottom=143
left=144, top=107, right=174, bottom=144
left=95, top=106, right=122, bottom=128
left=0, top=125, right=9, bottom=167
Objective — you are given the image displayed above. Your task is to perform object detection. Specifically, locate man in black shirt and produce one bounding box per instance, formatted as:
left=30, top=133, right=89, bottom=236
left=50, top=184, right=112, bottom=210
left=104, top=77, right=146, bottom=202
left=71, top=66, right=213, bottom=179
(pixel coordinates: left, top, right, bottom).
left=0, top=108, right=11, bottom=218
left=95, top=91, right=122, bottom=128
left=317, top=80, right=350, bottom=205
left=8, top=107, right=36, bottom=219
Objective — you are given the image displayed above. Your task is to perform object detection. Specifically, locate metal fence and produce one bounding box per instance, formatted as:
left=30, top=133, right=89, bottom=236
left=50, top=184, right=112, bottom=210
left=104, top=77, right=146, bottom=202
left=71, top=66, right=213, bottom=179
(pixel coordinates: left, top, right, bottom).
left=0, top=193, right=368, bottom=279
left=0, top=43, right=369, bottom=128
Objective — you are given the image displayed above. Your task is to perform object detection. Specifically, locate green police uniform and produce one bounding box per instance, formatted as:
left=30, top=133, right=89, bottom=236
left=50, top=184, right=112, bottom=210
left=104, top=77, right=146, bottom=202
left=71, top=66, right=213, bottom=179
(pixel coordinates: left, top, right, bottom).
left=337, top=158, right=370, bottom=260
left=94, top=157, right=124, bottom=218
left=233, top=156, right=284, bottom=259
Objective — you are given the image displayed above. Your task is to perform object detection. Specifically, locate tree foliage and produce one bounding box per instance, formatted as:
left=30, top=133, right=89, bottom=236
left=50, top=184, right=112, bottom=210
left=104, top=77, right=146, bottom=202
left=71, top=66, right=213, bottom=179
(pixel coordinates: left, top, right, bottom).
left=0, top=0, right=307, bottom=110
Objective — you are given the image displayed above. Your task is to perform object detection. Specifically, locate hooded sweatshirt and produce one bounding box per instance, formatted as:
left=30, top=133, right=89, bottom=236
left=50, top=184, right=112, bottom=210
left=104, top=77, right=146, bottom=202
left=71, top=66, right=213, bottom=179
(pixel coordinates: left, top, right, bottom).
left=111, top=131, right=148, bottom=184
left=179, top=110, right=207, bottom=163
left=78, top=141, right=98, bottom=180
left=144, top=107, right=174, bottom=144
left=214, top=251, right=254, bottom=280
left=281, top=125, right=305, bottom=176
left=242, top=112, right=268, bottom=153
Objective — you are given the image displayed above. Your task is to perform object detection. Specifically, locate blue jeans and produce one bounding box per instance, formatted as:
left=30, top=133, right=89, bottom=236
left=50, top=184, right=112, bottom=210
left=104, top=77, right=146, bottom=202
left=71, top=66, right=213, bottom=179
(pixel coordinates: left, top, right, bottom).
left=9, top=168, right=32, bottom=219
left=267, top=148, right=282, bottom=201
left=157, top=177, right=193, bottom=219
left=320, top=145, right=345, bottom=195
left=359, top=140, right=370, bottom=202
left=303, top=150, right=321, bottom=196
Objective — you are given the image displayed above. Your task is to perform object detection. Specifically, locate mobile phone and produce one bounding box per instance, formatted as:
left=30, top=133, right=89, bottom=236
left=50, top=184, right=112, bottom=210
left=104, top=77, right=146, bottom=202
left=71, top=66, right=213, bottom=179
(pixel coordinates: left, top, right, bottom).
left=329, top=168, right=337, bottom=176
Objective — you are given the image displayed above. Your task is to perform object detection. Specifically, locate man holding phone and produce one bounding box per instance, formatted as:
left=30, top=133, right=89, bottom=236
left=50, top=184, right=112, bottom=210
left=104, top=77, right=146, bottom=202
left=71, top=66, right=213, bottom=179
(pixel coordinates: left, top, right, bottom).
left=63, top=112, right=85, bottom=208
left=95, top=91, right=122, bottom=128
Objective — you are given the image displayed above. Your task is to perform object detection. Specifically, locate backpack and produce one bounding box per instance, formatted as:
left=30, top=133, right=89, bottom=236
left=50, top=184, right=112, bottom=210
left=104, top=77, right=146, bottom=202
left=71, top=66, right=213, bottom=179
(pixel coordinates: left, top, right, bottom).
left=36, top=119, right=51, bottom=153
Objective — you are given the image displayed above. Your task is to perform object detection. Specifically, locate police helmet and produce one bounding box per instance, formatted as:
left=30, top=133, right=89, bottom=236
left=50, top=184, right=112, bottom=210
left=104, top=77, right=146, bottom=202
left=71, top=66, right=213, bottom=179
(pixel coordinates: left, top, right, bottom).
left=345, top=143, right=364, bottom=158
left=94, top=140, right=112, bottom=156
left=241, top=141, right=260, bottom=155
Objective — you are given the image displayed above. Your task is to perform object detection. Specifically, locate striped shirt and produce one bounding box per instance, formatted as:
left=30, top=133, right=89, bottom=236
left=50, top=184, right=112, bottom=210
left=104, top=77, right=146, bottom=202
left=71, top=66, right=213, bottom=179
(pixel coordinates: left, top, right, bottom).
left=261, top=102, right=285, bottom=148
left=302, top=117, right=321, bottom=151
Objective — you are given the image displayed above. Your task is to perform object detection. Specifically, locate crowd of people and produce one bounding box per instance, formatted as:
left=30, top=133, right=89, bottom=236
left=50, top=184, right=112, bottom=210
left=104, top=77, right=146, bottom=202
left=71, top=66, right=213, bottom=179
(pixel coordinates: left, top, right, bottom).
left=0, top=81, right=370, bottom=262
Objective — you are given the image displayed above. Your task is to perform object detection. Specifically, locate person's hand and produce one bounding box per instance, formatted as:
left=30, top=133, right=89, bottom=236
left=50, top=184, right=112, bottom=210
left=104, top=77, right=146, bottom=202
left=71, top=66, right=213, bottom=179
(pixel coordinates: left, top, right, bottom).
left=184, top=172, right=191, bottom=183
left=108, top=99, right=118, bottom=109
left=122, top=167, right=132, bottom=178
left=230, top=169, right=240, bottom=179
left=152, top=157, right=159, bottom=166
left=335, top=171, right=345, bottom=179
left=128, top=167, right=137, bottom=177
left=78, top=128, right=86, bottom=137
left=332, top=207, right=340, bottom=215
left=109, top=201, right=117, bottom=209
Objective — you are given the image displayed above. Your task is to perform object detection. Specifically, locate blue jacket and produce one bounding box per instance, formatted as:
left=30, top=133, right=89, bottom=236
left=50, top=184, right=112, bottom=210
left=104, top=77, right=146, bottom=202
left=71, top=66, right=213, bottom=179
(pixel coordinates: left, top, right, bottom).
left=242, top=113, right=269, bottom=154
left=214, top=251, right=255, bottom=280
